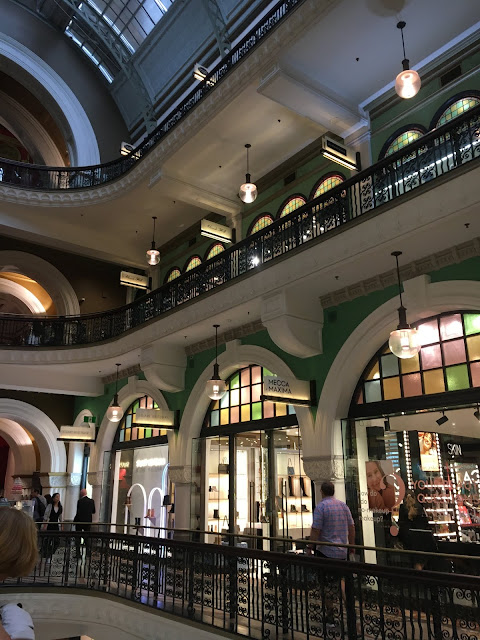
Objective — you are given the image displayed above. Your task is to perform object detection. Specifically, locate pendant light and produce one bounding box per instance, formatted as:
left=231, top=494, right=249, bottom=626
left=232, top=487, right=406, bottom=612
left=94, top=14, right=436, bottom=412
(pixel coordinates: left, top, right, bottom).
left=395, top=21, right=421, bottom=100
left=388, top=251, right=421, bottom=359
left=106, top=363, right=124, bottom=422
left=205, top=324, right=228, bottom=400
left=146, top=216, right=160, bottom=266
left=239, top=144, right=258, bottom=204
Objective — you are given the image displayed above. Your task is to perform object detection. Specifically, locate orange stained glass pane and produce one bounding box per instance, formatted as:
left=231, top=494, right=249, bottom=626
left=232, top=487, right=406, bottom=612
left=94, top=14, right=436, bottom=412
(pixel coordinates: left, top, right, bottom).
left=275, top=403, right=287, bottom=417
left=280, top=197, right=306, bottom=217
left=220, top=409, right=229, bottom=425
left=137, top=428, right=144, bottom=439
left=467, top=335, right=480, bottom=361
left=400, top=353, right=420, bottom=374
left=230, top=406, right=240, bottom=423
left=132, top=428, right=138, bottom=440
left=423, top=369, right=445, bottom=395
left=263, top=402, right=275, bottom=418
left=212, top=400, right=220, bottom=410
left=251, top=366, right=262, bottom=384
left=241, top=405, right=250, bottom=422
left=125, top=429, right=131, bottom=441
left=152, top=429, right=160, bottom=437
left=383, top=377, right=401, bottom=400
left=241, top=368, right=250, bottom=387
left=365, top=361, right=380, bottom=380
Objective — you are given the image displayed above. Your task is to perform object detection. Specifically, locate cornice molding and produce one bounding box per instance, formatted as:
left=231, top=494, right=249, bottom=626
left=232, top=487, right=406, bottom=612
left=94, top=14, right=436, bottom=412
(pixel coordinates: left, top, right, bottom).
left=185, top=320, right=265, bottom=355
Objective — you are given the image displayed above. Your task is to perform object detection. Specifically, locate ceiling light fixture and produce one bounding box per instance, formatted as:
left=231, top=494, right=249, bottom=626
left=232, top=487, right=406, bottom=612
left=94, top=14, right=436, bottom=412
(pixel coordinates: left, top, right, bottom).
left=395, top=21, right=421, bottom=100
left=239, top=144, right=258, bottom=204
left=146, top=216, right=160, bottom=266
left=106, top=364, right=124, bottom=423
left=205, top=324, right=228, bottom=400
left=436, top=411, right=448, bottom=427
left=474, top=405, right=480, bottom=422
left=388, top=251, right=421, bottom=359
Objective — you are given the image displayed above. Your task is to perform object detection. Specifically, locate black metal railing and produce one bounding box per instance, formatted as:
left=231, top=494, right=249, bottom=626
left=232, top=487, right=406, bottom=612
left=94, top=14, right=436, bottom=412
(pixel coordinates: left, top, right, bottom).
left=4, top=530, right=480, bottom=639
left=0, top=0, right=306, bottom=191
left=0, top=104, right=479, bottom=348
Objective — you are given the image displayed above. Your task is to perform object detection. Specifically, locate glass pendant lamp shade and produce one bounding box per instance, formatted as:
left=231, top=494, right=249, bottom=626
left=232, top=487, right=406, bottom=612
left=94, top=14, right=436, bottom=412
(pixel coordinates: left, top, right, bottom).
left=107, top=364, right=124, bottom=422
left=146, top=216, right=160, bottom=266
left=239, top=144, right=257, bottom=203
left=389, top=251, right=421, bottom=360
left=394, top=22, right=421, bottom=100
left=206, top=325, right=228, bottom=400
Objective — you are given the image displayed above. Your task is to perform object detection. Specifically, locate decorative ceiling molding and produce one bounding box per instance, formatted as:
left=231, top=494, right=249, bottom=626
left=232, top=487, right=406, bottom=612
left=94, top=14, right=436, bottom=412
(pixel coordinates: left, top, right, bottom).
left=101, top=363, right=142, bottom=384
left=186, top=320, right=265, bottom=355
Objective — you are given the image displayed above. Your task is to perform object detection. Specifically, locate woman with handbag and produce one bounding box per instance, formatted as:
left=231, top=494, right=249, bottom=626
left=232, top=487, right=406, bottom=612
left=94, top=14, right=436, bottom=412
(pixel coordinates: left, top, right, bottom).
left=41, top=493, right=63, bottom=561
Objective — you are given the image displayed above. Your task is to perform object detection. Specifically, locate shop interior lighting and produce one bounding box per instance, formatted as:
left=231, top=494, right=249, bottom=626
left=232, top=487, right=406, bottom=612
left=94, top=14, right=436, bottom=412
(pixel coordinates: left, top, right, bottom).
left=205, top=324, right=228, bottom=401
left=106, top=364, right=124, bottom=423
left=239, top=144, right=258, bottom=204
left=388, top=251, right=421, bottom=359
left=436, top=411, right=449, bottom=427
left=146, top=216, right=160, bottom=266
left=394, top=21, right=421, bottom=99
left=474, top=405, right=480, bottom=421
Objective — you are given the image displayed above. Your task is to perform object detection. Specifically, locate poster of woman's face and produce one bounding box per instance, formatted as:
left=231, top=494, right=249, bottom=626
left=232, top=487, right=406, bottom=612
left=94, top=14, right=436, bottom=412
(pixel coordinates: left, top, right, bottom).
left=418, top=432, right=439, bottom=471
left=365, top=460, right=397, bottom=511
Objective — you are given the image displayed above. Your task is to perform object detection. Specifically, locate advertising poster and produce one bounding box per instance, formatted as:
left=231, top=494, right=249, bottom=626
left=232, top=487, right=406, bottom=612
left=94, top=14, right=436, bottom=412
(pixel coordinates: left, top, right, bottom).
left=418, top=432, right=439, bottom=472
left=365, top=460, right=402, bottom=512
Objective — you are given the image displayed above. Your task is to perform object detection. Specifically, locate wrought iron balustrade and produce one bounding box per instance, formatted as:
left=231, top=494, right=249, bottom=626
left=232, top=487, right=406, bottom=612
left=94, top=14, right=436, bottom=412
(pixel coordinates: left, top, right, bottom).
left=4, top=529, right=480, bottom=640
left=0, top=105, right=478, bottom=348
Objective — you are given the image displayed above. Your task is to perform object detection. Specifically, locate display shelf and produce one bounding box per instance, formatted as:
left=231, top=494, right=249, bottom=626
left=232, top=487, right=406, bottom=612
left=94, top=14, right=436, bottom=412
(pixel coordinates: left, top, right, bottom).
left=428, top=520, right=455, bottom=524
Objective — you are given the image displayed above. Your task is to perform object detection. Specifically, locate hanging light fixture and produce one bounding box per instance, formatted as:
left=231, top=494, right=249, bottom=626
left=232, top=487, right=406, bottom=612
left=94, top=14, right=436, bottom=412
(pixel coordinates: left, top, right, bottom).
left=106, top=363, right=124, bottom=422
left=389, top=251, right=421, bottom=359
left=205, top=324, right=228, bottom=400
left=146, top=216, right=160, bottom=266
left=239, top=144, right=258, bottom=204
left=395, top=21, right=421, bottom=100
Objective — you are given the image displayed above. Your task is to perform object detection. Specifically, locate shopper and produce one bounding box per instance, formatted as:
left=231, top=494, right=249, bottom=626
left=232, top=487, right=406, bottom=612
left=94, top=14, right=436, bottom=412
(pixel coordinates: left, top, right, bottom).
left=73, top=489, right=95, bottom=555
left=31, top=489, right=46, bottom=525
left=41, top=493, right=63, bottom=561
left=307, top=481, right=355, bottom=559
left=398, top=491, right=436, bottom=570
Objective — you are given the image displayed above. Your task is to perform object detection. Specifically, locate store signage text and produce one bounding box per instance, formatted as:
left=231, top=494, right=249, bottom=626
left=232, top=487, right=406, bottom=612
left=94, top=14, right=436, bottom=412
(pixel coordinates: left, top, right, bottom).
left=136, top=457, right=167, bottom=468
left=261, top=376, right=314, bottom=406
left=447, top=443, right=463, bottom=457
left=200, top=219, right=233, bottom=243
left=58, top=424, right=96, bottom=441
left=135, top=408, right=175, bottom=427
left=120, top=270, right=149, bottom=290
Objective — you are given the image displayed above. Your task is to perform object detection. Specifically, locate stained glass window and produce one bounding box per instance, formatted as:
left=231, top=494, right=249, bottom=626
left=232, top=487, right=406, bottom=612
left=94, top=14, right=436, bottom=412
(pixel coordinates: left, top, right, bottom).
left=312, top=175, right=344, bottom=199
left=435, top=97, right=480, bottom=128
left=249, top=215, right=273, bottom=235
left=205, top=243, right=225, bottom=260
left=166, top=268, right=181, bottom=283
left=354, top=312, right=480, bottom=405
left=185, top=256, right=202, bottom=272
left=204, top=365, right=296, bottom=428
left=116, top=395, right=168, bottom=444
left=384, top=130, right=423, bottom=157
left=279, top=196, right=306, bottom=218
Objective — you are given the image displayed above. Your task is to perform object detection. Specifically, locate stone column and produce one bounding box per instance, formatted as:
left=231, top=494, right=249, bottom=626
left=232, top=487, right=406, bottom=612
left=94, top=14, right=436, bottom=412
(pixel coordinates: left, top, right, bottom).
left=168, top=465, right=193, bottom=539
left=64, top=442, right=84, bottom=521
left=87, top=471, right=104, bottom=524
left=302, top=455, right=346, bottom=503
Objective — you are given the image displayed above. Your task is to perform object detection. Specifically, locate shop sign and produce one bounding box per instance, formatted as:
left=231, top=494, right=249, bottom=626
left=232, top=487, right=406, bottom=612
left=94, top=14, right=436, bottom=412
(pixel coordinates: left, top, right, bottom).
left=200, top=219, right=233, bottom=243
left=135, top=408, right=176, bottom=427
left=120, top=270, right=149, bottom=290
left=446, top=442, right=463, bottom=457
left=57, top=424, right=96, bottom=441
left=261, top=376, right=315, bottom=406
left=136, top=457, right=167, bottom=468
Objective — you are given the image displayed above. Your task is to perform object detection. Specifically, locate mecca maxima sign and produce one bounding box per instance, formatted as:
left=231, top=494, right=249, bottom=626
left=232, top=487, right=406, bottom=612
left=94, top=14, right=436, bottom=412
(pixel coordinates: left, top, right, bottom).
left=261, top=376, right=316, bottom=406
left=200, top=219, right=233, bottom=243
left=120, top=270, right=149, bottom=290
left=135, top=408, right=176, bottom=428
left=58, top=424, right=97, bottom=442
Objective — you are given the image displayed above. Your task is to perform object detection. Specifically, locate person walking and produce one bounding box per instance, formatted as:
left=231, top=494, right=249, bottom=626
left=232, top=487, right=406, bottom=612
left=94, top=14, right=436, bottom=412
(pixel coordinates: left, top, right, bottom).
left=31, top=488, right=47, bottom=525
left=41, top=492, right=63, bottom=561
left=74, top=489, right=95, bottom=555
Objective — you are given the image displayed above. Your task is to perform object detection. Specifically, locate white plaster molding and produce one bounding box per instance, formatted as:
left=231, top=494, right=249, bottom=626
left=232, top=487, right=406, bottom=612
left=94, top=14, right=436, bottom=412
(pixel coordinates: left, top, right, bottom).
left=140, top=342, right=186, bottom=392
left=0, top=33, right=99, bottom=166
left=0, top=251, right=80, bottom=315
left=261, top=286, right=323, bottom=358
left=39, top=472, right=69, bottom=488
left=67, top=473, right=82, bottom=487
left=303, top=456, right=345, bottom=482
left=0, top=279, right=45, bottom=313
left=168, top=465, right=193, bottom=485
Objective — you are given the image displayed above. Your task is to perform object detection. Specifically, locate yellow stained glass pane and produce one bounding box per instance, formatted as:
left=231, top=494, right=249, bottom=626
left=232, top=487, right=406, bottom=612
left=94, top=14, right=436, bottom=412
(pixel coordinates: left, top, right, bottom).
left=313, top=175, right=344, bottom=199
left=186, top=257, right=201, bottom=271
left=385, top=130, right=422, bottom=156
left=241, top=405, right=250, bottom=421
left=280, top=197, right=306, bottom=217
left=220, top=409, right=229, bottom=425
left=467, top=335, right=480, bottom=362
left=400, top=353, right=420, bottom=374
left=125, top=429, right=131, bottom=441
left=275, top=403, right=287, bottom=416
left=423, top=369, right=445, bottom=395
left=365, top=361, right=380, bottom=380
left=137, top=428, right=144, bottom=439
left=206, top=243, right=225, bottom=260
left=250, top=215, right=273, bottom=235
left=383, top=377, right=401, bottom=400
left=167, top=269, right=181, bottom=283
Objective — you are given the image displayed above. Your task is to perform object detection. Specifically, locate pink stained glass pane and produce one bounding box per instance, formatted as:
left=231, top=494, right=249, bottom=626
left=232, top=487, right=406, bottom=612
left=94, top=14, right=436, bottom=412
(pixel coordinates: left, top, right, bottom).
left=252, top=384, right=262, bottom=402
left=251, top=366, right=262, bottom=384
left=421, top=344, right=442, bottom=370
left=146, top=397, right=154, bottom=409
left=132, top=427, right=138, bottom=441
left=241, top=387, right=250, bottom=404
left=417, top=320, right=439, bottom=346
left=471, top=362, right=480, bottom=387
left=402, top=373, right=422, bottom=397
left=442, top=339, right=466, bottom=366
left=152, top=429, right=160, bottom=437
left=440, top=314, right=463, bottom=341
left=263, top=402, right=275, bottom=418
left=230, top=406, right=240, bottom=423
left=241, top=368, right=250, bottom=387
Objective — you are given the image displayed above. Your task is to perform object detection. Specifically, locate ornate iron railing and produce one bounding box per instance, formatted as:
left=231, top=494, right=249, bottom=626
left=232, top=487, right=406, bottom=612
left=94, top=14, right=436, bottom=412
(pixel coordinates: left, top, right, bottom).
left=4, top=530, right=480, bottom=639
left=0, top=104, right=478, bottom=348
left=0, top=0, right=306, bottom=191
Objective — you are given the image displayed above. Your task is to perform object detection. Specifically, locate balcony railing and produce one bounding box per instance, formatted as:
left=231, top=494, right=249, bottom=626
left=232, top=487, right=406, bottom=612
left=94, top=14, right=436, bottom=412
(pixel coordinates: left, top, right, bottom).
left=0, top=105, right=479, bottom=348
left=0, top=0, right=306, bottom=191
left=4, top=530, right=480, bottom=640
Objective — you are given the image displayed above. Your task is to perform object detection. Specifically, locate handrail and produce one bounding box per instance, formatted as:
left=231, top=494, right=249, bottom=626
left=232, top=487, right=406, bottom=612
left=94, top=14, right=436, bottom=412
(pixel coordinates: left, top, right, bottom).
left=0, top=0, right=307, bottom=191
left=0, top=104, right=478, bottom=347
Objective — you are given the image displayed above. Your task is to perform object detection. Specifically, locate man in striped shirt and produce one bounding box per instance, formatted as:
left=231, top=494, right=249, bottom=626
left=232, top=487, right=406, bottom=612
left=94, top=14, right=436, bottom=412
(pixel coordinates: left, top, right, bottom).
left=307, top=481, right=355, bottom=559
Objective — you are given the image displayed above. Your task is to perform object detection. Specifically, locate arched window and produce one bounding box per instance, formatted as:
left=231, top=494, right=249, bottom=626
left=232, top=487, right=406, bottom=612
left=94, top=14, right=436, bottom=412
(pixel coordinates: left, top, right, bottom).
left=353, top=311, right=480, bottom=407
left=204, top=365, right=296, bottom=428
left=433, top=96, right=480, bottom=128
left=311, top=174, right=345, bottom=200
left=382, top=128, right=424, bottom=158
left=185, top=256, right=202, bottom=272
left=115, top=395, right=169, bottom=444
left=279, top=196, right=306, bottom=218
left=248, top=214, right=273, bottom=235
left=205, top=243, right=225, bottom=261
left=166, top=268, right=181, bottom=283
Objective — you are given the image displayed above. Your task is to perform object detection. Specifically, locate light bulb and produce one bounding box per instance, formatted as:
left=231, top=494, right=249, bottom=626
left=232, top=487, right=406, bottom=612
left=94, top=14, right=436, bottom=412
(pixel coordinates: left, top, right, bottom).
left=206, top=378, right=228, bottom=400
left=106, top=404, right=124, bottom=422
left=395, top=69, right=421, bottom=99
left=239, top=181, right=258, bottom=204
left=146, top=248, right=160, bottom=266
left=389, top=328, right=420, bottom=359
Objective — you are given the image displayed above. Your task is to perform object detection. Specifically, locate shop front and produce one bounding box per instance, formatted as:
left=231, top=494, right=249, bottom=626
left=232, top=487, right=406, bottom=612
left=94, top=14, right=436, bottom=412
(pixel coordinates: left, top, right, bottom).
left=191, top=365, right=314, bottom=547
left=107, top=395, right=173, bottom=536
left=344, top=311, right=480, bottom=562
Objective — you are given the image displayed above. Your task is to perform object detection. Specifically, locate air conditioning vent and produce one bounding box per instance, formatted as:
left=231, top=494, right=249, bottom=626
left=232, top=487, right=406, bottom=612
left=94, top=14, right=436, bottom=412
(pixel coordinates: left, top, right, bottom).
left=284, top=172, right=296, bottom=186
left=188, top=236, right=197, bottom=247
left=440, top=65, right=462, bottom=87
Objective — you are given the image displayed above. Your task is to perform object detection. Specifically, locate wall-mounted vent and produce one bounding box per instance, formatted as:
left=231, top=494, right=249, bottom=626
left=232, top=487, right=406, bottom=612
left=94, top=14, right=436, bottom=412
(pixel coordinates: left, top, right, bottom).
left=440, top=65, right=462, bottom=87
left=284, top=172, right=296, bottom=186
left=188, top=236, right=197, bottom=247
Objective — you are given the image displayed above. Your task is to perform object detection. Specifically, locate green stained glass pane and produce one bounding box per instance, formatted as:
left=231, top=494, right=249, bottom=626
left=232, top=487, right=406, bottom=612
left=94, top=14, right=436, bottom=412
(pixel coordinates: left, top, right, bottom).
left=210, top=410, right=219, bottom=427
left=464, top=314, right=480, bottom=336
left=263, top=368, right=273, bottom=377
left=250, top=215, right=273, bottom=235
left=446, top=364, right=470, bottom=391
left=436, top=98, right=480, bottom=127
left=145, top=428, right=152, bottom=438
left=385, top=130, right=422, bottom=156
left=364, top=380, right=381, bottom=403
left=280, top=197, right=306, bottom=217
left=251, top=402, right=262, bottom=420
left=381, top=353, right=399, bottom=377
left=313, top=175, right=343, bottom=199
left=126, top=414, right=132, bottom=428
left=231, top=374, right=240, bottom=389
left=133, top=400, right=140, bottom=411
